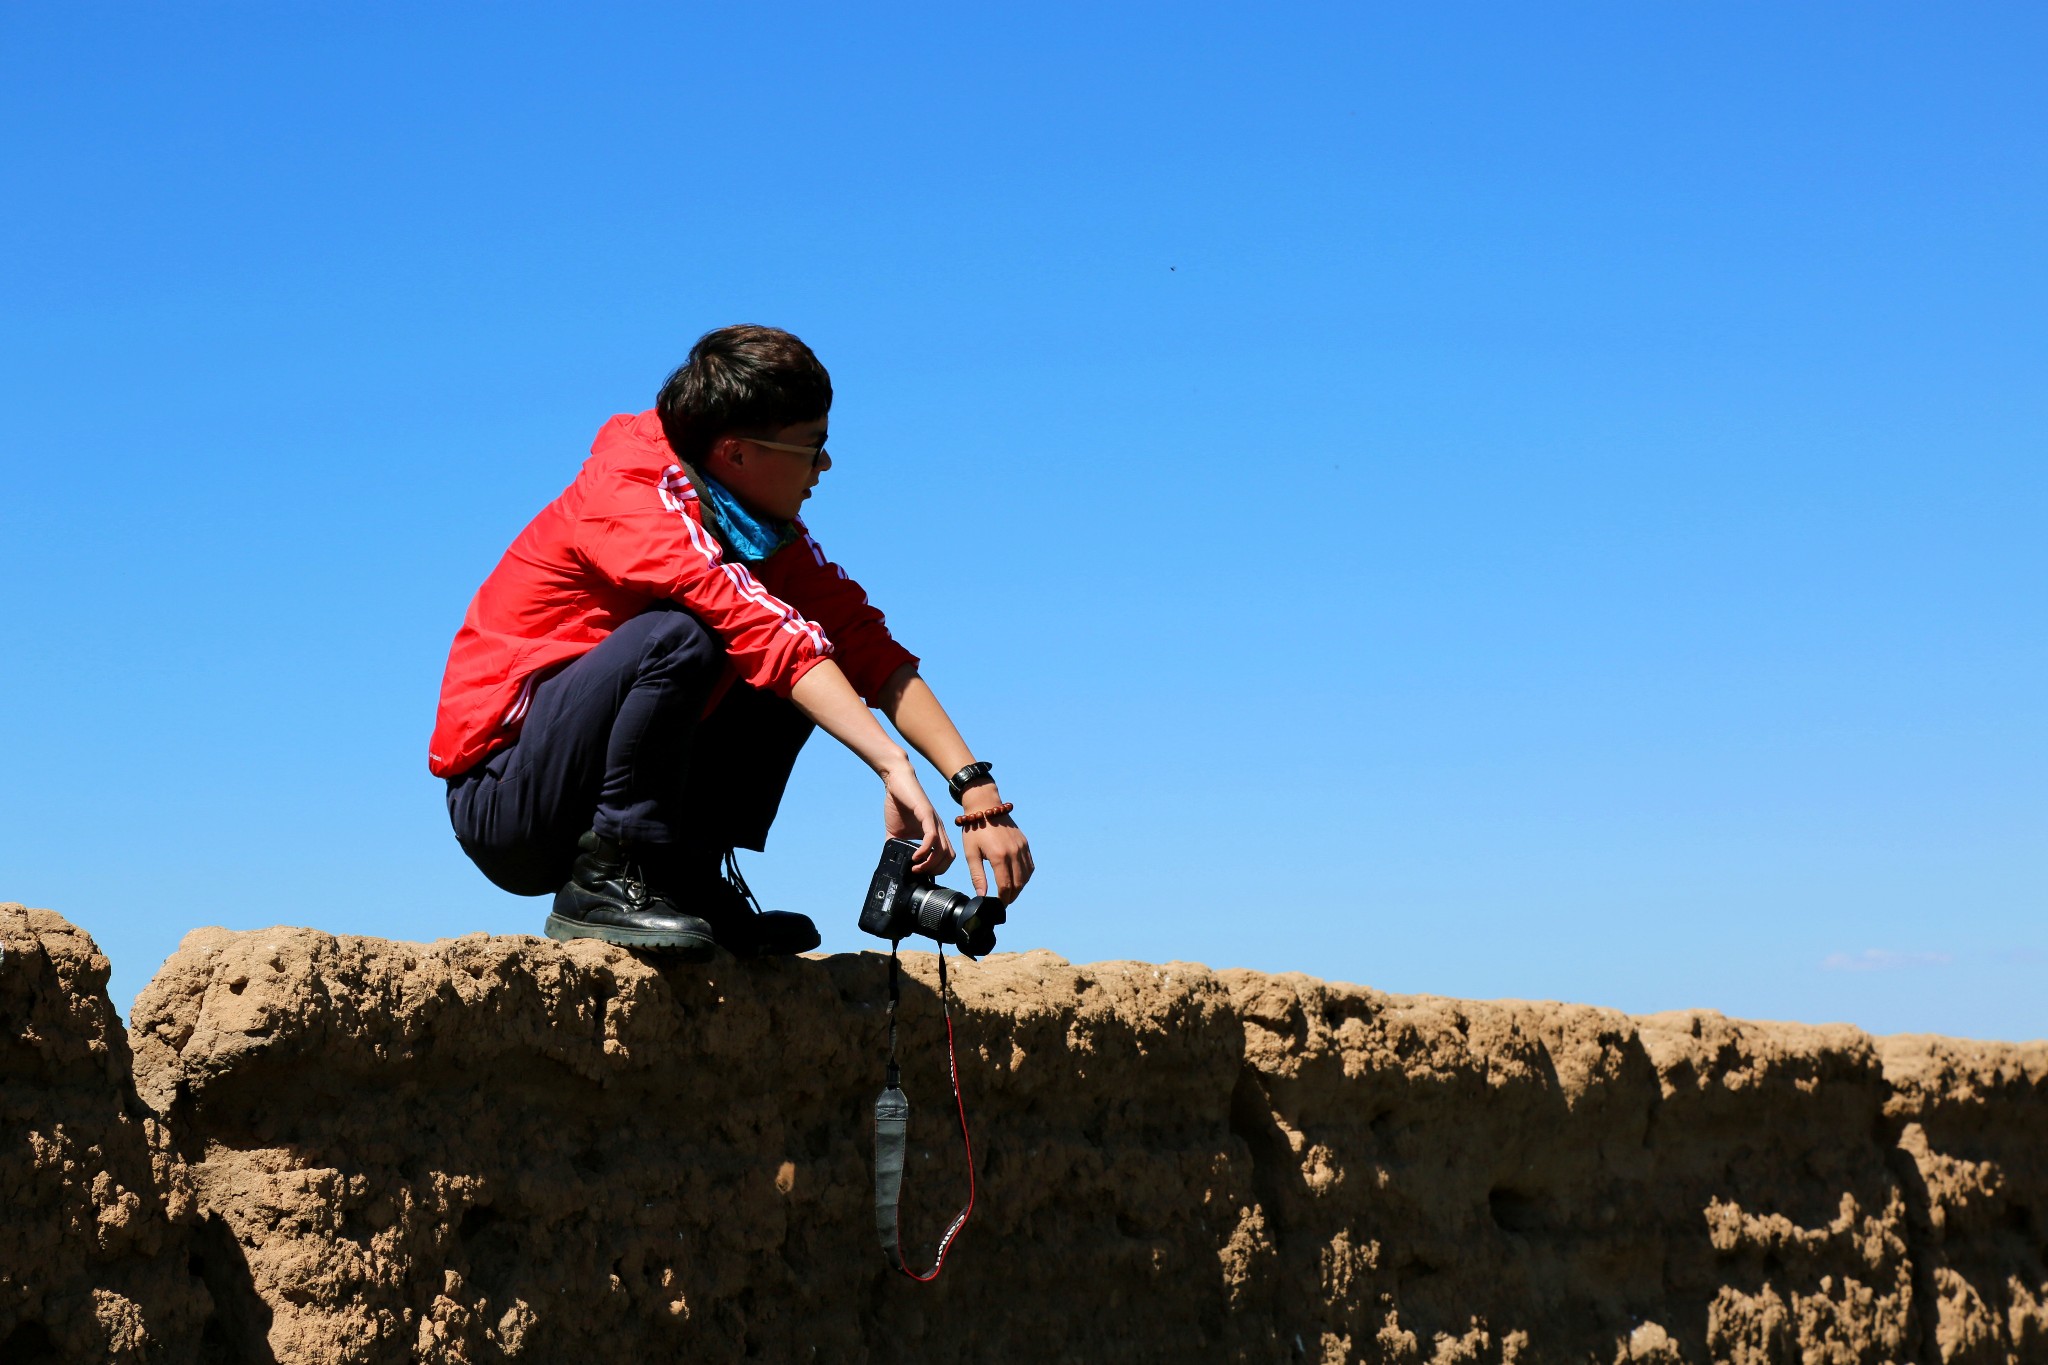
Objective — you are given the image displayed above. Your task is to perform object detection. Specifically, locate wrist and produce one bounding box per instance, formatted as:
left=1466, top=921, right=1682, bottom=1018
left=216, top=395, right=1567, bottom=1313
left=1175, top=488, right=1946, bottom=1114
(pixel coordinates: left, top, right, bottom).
left=874, top=748, right=914, bottom=780
left=958, top=779, right=1001, bottom=807
left=945, top=759, right=996, bottom=804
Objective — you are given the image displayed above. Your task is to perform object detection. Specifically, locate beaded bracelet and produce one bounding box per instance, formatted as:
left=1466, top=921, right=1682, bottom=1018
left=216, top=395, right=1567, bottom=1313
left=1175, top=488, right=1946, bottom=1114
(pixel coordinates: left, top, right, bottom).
left=954, top=801, right=1015, bottom=831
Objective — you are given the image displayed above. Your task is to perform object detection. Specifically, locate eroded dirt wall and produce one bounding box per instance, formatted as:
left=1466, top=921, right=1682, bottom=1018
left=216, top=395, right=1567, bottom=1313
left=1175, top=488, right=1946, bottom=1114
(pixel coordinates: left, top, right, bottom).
left=0, top=905, right=207, bottom=1363
left=3, top=908, right=2044, bottom=1363
left=1223, top=973, right=1954, bottom=1363
left=126, top=927, right=1253, bottom=1364
left=1882, top=1036, right=2048, bottom=1363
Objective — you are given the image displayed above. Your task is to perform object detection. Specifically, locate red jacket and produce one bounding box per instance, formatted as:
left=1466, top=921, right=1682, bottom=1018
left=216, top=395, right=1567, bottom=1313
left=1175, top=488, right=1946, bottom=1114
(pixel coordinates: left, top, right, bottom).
left=428, top=410, right=916, bottom=778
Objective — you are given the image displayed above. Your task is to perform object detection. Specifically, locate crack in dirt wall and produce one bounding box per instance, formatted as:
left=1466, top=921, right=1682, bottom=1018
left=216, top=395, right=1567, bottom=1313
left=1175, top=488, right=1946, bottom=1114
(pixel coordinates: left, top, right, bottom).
left=4, top=905, right=2044, bottom=1364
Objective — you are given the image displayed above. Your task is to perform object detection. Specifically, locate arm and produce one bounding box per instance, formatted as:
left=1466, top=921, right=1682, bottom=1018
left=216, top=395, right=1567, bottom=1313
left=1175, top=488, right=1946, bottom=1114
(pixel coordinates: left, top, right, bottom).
left=875, top=664, right=1035, bottom=903
left=584, top=463, right=951, bottom=864
left=791, top=660, right=950, bottom=871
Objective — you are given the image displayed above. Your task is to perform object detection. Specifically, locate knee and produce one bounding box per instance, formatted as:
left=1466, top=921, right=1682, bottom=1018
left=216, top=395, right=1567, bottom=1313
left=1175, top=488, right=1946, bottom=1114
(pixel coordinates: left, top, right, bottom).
left=637, top=605, right=723, bottom=670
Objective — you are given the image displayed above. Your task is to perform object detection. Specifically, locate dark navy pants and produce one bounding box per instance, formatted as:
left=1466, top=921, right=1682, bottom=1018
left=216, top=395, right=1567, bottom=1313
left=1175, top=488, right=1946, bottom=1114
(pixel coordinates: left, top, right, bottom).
left=446, top=605, right=814, bottom=896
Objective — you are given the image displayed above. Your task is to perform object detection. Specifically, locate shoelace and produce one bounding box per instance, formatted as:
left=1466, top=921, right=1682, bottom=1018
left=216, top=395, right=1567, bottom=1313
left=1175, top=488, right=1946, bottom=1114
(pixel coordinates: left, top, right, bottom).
left=721, top=850, right=763, bottom=919
left=612, top=851, right=657, bottom=910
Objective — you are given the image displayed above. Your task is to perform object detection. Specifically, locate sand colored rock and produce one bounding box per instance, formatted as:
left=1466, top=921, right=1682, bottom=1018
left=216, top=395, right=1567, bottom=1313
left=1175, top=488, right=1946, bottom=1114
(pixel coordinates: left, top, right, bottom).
left=1880, top=1035, right=2048, bottom=1363
left=126, top=928, right=1254, bottom=1363
left=1222, top=974, right=1928, bottom=1363
left=4, top=907, right=2045, bottom=1362
left=0, top=905, right=207, bottom=1363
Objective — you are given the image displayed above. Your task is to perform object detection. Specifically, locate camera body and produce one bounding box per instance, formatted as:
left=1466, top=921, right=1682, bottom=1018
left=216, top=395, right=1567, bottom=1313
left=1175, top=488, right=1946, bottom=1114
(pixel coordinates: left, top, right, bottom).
left=860, top=838, right=1007, bottom=958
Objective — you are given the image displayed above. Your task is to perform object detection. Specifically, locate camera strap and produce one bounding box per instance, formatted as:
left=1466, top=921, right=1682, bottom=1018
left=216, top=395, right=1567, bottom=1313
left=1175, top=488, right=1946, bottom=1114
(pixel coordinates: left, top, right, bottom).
left=872, top=942, right=976, bottom=1279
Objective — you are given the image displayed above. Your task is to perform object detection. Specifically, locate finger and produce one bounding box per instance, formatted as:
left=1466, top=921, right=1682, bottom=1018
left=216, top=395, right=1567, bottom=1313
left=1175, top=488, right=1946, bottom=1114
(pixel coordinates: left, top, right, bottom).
left=923, top=806, right=960, bottom=871
left=968, top=854, right=987, bottom=896
left=973, top=833, right=997, bottom=895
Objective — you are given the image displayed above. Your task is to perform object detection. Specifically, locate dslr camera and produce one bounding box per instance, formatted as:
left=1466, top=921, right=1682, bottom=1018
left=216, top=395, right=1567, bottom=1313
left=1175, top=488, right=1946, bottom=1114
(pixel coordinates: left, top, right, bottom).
left=859, top=837, right=1006, bottom=958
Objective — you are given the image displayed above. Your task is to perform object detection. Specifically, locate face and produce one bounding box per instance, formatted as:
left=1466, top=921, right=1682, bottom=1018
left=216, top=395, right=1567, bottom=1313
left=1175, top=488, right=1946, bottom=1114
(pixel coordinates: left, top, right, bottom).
left=705, top=414, right=832, bottom=522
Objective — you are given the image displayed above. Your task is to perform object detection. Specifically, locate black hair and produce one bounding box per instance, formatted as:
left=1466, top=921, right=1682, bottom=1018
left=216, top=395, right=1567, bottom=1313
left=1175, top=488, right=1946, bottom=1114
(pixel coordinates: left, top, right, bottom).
left=655, top=325, right=832, bottom=466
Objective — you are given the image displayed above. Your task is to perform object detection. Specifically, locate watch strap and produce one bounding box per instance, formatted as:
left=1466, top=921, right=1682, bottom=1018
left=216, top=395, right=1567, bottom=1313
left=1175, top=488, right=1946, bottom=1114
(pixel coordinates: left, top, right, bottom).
left=946, top=761, right=995, bottom=804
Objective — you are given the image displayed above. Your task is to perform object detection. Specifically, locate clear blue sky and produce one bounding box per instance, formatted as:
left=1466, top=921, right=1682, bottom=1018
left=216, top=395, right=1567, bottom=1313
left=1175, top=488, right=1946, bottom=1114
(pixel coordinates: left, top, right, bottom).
left=3, top=3, right=2041, bottom=1039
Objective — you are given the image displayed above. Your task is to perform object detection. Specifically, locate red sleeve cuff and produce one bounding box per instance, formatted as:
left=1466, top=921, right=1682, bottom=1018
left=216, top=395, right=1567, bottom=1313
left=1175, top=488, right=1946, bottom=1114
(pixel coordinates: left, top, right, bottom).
left=848, top=644, right=920, bottom=707
left=781, top=649, right=836, bottom=696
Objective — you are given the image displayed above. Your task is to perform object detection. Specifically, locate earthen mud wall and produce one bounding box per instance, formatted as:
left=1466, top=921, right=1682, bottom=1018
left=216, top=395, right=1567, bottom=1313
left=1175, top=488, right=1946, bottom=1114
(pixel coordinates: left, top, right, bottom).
left=3, top=903, right=2044, bottom=1364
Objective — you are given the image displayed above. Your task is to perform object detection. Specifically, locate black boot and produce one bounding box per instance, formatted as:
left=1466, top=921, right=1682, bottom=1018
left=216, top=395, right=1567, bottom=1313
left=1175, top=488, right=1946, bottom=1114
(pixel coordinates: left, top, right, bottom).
left=546, top=831, right=717, bottom=957
left=643, top=845, right=819, bottom=959
left=707, top=851, right=821, bottom=958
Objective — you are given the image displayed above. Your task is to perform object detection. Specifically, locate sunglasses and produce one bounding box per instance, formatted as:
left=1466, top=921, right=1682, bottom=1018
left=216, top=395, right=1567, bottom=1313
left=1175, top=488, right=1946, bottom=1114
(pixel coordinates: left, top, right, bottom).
left=740, top=435, right=829, bottom=467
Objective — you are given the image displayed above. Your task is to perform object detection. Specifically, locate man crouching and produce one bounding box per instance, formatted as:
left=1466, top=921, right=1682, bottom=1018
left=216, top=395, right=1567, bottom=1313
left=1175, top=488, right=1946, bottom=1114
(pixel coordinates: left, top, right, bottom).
left=428, top=325, right=1032, bottom=957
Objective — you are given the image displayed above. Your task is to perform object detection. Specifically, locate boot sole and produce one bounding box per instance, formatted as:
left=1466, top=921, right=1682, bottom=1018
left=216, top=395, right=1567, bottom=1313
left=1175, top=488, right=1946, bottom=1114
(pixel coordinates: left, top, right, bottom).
left=544, top=912, right=718, bottom=959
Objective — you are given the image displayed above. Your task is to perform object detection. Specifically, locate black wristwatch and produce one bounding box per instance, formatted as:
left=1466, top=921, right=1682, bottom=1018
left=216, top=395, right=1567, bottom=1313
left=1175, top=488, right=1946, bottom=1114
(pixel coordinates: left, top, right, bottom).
left=946, top=761, right=995, bottom=805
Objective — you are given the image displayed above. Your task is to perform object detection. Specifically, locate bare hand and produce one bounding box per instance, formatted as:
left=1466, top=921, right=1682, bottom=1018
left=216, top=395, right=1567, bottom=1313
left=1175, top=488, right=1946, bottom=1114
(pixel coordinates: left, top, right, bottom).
left=962, top=808, right=1033, bottom=902
left=882, top=765, right=954, bottom=875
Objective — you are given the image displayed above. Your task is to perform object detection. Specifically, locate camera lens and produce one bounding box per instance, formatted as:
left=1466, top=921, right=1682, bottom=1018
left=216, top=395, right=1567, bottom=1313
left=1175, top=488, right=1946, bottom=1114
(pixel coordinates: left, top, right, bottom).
left=907, top=883, right=971, bottom=941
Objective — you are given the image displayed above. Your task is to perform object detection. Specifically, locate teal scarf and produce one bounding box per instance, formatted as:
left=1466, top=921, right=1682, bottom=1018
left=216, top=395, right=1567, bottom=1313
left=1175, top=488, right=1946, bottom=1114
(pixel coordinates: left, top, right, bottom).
left=701, top=475, right=797, bottom=563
